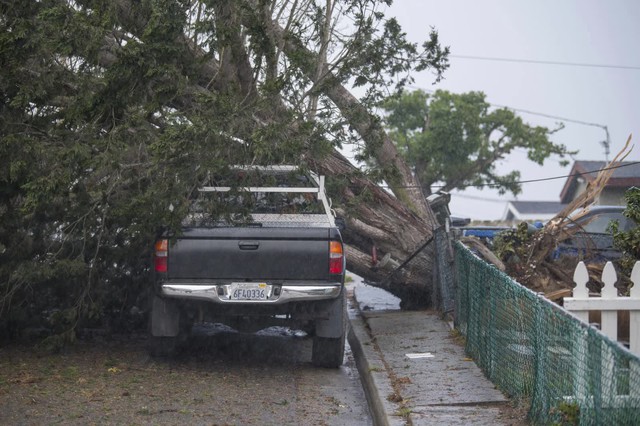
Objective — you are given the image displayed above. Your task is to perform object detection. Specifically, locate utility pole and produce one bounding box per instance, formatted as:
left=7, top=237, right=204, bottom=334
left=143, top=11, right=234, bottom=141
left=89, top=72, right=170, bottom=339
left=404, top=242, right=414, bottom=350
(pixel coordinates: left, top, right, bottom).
left=600, top=125, right=611, bottom=162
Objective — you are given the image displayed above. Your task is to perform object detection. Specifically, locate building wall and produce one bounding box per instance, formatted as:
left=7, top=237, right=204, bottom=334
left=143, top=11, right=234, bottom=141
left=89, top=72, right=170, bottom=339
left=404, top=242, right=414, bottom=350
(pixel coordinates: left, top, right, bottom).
left=566, top=181, right=631, bottom=206
left=573, top=180, right=588, bottom=202
left=597, top=187, right=629, bottom=205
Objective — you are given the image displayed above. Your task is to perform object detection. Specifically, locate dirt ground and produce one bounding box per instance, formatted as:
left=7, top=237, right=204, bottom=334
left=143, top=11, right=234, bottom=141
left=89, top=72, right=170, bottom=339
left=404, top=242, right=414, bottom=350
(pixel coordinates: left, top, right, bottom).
left=0, top=330, right=371, bottom=426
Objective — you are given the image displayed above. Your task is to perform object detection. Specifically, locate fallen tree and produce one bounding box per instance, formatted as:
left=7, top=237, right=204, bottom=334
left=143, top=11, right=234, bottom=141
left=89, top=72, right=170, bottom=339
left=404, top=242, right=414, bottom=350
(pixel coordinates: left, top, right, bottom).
left=1, top=0, right=450, bottom=340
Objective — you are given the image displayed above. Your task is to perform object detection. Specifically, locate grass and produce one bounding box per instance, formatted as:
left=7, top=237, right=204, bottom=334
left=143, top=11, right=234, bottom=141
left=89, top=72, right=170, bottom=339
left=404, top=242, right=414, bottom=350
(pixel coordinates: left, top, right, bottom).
left=137, top=406, right=151, bottom=416
left=103, top=357, right=119, bottom=368
left=61, top=366, right=79, bottom=380
left=449, top=328, right=466, bottom=345
left=395, top=406, right=413, bottom=418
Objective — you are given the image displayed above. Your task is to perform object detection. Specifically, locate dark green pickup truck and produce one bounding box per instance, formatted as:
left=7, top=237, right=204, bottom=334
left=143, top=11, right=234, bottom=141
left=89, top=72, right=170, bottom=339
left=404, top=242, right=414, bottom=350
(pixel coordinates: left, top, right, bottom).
left=150, top=166, right=347, bottom=367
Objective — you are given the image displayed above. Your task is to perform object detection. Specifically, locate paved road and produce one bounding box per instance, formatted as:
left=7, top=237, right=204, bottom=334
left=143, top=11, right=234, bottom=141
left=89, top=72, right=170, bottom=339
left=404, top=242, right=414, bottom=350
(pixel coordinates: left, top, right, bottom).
left=1, top=276, right=402, bottom=425
left=182, top=323, right=373, bottom=425
left=0, top=318, right=371, bottom=425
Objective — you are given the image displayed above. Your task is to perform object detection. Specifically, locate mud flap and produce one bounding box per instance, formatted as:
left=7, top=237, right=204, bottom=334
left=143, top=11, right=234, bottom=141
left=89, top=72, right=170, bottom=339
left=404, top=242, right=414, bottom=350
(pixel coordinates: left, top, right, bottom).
left=314, top=290, right=346, bottom=339
left=150, top=296, right=181, bottom=337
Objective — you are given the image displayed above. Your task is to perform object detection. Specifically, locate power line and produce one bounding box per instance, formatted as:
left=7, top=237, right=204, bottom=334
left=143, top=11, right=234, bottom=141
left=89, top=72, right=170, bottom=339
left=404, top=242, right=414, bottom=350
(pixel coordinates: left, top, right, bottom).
left=450, top=54, right=640, bottom=71
left=490, top=103, right=609, bottom=130
left=380, top=161, right=640, bottom=191
left=408, top=85, right=607, bottom=128
left=441, top=161, right=640, bottom=189
left=447, top=192, right=507, bottom=203
left=406, top=84, right=613, bottom=159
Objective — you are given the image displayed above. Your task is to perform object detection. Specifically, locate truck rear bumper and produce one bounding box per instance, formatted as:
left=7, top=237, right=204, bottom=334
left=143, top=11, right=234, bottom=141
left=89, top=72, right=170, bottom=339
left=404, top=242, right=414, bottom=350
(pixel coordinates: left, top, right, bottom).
left=160, top=283, right=342, bottom=304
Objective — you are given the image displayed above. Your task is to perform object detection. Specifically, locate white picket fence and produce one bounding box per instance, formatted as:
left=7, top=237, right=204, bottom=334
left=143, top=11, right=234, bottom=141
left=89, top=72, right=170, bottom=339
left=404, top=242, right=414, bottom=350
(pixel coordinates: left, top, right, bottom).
left=563, top=261, right=640, bottom=408
left=564, top=261, right=640, bottom=355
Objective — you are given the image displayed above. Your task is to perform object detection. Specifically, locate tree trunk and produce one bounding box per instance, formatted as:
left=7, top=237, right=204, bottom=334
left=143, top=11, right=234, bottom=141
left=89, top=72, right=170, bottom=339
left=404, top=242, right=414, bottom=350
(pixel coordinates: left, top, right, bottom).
left=312, top=151, right=437, bottom=308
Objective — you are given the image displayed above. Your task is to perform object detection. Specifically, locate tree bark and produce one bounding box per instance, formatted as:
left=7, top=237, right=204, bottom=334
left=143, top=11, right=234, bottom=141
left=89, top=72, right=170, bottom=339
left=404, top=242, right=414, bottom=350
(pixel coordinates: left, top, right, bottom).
left=311, top=150, right=436, bottom=307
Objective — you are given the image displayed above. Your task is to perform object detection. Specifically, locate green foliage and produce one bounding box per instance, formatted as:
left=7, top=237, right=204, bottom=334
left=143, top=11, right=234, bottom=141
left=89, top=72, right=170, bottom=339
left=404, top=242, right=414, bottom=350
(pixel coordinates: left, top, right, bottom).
left=611, top=187, right=640, bottom=274
left=0, top=1, right=246, bottom=341
left=0, top=1, right=449, bottom=342
left=551, top=401, right=580, bottom=426
left=493, top=222, right=536, bottom=264
left=382, top=89, right=573, bottom=195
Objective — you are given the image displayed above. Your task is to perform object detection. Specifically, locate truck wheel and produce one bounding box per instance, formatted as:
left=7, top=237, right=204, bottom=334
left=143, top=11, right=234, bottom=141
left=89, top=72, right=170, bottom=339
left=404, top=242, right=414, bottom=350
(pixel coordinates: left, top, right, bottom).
left=311, top=290, right=349, bottom=368
left=312, top=334, right=345, bottom=368
left=148, top=296, right=192, bottom=358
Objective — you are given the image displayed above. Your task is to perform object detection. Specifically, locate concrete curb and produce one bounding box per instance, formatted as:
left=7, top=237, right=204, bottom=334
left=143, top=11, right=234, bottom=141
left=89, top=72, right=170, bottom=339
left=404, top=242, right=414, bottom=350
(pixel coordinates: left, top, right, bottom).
left=348, top=290, right=407, bottom=426
left=348, top=316, right=394, bottom=426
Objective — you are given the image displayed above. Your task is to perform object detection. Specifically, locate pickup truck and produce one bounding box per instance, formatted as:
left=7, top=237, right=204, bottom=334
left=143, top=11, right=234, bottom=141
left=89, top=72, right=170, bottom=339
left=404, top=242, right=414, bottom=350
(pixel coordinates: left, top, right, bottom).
left=552, top=205, right=638, bottom=262
left=150, top=166, right=347, bottom=367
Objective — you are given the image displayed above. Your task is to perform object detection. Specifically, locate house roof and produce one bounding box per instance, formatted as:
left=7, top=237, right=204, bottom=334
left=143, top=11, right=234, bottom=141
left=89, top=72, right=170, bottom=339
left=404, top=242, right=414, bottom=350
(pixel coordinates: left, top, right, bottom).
left=559, top=161, right=640, bottom=203
left=502, top=200, right=566, bottom=221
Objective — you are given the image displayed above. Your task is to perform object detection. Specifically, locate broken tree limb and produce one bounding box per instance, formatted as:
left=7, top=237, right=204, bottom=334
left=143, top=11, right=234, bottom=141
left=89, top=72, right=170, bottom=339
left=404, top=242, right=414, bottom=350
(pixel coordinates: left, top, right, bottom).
left=242, top=0, right=436, bottom=223
left=460, top=236, right=506, bottom=272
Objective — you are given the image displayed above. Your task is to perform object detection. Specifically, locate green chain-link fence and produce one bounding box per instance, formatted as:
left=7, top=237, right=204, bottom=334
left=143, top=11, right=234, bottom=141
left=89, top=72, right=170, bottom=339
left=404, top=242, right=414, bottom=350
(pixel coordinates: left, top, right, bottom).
left=455, top=241, right=640, bottom=425
left=434, top=226, right=456, bottom=314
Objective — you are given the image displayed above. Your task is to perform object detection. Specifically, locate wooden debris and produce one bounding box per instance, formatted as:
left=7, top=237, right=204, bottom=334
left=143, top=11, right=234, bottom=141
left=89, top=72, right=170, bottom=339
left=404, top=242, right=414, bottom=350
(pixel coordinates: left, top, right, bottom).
left=520, top=136, right=634, bottom=290
left=460, top=236, right=506, bottom=272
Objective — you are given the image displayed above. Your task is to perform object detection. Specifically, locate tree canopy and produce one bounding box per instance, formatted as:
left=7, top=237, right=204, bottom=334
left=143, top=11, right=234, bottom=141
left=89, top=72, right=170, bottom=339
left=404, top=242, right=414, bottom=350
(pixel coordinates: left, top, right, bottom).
left=382, top=89, right=574, bottom=196
left=0, top=0, right=449, bottom=340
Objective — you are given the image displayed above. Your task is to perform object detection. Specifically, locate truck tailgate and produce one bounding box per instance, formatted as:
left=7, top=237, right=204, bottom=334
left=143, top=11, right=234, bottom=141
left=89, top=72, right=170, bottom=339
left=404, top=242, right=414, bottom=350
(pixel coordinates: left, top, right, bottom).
left=167, top=227, right=334, bottom=281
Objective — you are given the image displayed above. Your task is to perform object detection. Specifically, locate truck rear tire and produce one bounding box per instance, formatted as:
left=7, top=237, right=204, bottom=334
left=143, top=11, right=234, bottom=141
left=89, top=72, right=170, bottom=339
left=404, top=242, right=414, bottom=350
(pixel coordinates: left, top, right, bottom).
left=312, top=293, right=347, bottom=368
left=148, top=296, right=191, bottom=358
left=312, top=334, right=345, bottom=368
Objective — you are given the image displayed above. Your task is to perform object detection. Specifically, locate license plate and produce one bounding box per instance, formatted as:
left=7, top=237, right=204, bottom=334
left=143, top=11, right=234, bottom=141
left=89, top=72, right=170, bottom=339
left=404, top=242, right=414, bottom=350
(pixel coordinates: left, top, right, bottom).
left=229, top=283, right=270, bottom=300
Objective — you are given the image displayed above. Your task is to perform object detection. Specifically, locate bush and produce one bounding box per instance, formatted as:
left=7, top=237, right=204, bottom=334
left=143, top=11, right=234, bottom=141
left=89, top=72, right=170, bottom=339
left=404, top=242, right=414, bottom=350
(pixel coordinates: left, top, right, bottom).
left=611, top=187, right=640, bottom=275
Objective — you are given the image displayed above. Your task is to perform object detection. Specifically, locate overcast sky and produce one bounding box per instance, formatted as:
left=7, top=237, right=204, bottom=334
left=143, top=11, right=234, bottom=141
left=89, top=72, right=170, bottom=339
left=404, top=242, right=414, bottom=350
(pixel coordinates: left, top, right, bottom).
left=384, top=0, right=640, bottom=220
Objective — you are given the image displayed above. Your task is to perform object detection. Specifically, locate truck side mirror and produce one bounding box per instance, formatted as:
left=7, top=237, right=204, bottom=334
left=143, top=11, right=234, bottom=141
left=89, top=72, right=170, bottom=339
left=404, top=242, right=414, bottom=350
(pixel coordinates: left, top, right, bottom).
left=335, top=217, right=347, bottom=231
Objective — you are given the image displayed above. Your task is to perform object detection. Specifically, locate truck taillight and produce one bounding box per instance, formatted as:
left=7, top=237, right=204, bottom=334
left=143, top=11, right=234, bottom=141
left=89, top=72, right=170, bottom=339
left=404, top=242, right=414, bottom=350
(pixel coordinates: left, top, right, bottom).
left=154, top=239, right=168, bottom=273
left=329, top=241, right=344, bottom=274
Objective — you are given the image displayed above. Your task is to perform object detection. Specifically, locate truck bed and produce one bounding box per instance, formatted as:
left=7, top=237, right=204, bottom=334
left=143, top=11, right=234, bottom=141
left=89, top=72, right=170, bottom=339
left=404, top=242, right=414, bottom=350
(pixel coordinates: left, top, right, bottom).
left=167, top=227, right=340, bottom=282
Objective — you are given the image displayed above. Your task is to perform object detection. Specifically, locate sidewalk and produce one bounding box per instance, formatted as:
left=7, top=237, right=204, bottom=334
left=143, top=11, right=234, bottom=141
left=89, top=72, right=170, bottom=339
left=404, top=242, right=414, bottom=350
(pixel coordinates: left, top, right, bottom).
left=347, top=281, right=527, bottom=426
